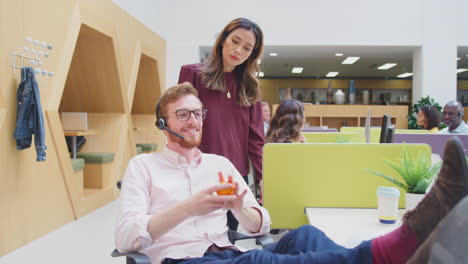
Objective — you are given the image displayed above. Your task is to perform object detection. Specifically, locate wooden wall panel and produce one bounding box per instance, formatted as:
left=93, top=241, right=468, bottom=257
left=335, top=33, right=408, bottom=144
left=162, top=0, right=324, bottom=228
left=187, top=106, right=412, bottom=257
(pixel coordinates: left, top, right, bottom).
left=1, top=0, right=166, bottom=255
left=132, top=114, right=165, bottom=152
left=60, top=24, right=125, bottom=113
left=132, top=54, right=161, bottom=114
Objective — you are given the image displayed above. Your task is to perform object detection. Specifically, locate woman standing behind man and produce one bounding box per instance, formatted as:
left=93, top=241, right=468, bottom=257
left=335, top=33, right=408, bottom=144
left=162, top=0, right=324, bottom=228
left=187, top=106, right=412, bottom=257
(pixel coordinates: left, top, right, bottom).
left=178, top=18, right=264, bottom=195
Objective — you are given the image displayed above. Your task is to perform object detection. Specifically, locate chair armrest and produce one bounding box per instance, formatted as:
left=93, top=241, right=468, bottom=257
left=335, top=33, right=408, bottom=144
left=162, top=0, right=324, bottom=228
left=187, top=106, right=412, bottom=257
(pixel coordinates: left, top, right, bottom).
left=228, top=230, right=275, bottom=248
left=254, top=235, right=275, bottom=247
left=111, top=249, right=151, bottom=264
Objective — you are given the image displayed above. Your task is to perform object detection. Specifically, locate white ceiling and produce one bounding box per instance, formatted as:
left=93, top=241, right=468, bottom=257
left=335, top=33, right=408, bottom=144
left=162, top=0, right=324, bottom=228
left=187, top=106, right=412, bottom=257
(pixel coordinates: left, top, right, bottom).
left=199, top=46, right=468, bottom=79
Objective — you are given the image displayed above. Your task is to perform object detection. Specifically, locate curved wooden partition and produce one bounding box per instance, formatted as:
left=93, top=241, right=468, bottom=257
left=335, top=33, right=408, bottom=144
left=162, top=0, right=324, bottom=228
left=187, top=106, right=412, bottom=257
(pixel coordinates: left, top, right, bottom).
left=0, top=0, right=166, bottom=255
left=57, top=23, right=126, bottom=217
left=132, top=54, right=165, bottom=152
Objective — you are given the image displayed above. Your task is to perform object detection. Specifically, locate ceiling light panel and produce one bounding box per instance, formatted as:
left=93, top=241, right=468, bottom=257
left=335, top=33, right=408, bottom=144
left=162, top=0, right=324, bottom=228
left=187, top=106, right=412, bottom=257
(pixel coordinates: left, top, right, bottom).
left=342, top=57, right=360, bottom=64
left=326, top=72, right=339, bottom=77
left=291, top=67, right=303, bottom=74
left=377, top=63, right=397, bottom=70
left=269, top=53, right=278, bottom=56
left=397, top=72, right=413, bottom=78
left=457, top=68, right=468, bottom=73
left=335, top=53, right=343, bottom=57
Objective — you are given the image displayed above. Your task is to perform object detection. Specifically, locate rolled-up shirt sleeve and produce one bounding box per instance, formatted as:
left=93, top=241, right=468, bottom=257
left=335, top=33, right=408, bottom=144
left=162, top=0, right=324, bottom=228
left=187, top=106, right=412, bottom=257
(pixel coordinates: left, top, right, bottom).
left=115, top=157, right=153, bottom=252
left=229, top=161, right=271, bottom=236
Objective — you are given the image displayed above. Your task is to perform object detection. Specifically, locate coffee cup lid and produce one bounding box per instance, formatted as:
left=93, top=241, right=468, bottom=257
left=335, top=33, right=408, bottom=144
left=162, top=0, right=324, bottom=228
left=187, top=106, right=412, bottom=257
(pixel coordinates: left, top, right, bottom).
left=377, top=186, right=400, bottom=197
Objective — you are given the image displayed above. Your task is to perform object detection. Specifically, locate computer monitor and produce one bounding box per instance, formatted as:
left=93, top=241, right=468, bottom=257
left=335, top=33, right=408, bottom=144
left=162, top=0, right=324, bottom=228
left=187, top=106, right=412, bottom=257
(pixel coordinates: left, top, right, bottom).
left=379, top=114, right=395, bottom=143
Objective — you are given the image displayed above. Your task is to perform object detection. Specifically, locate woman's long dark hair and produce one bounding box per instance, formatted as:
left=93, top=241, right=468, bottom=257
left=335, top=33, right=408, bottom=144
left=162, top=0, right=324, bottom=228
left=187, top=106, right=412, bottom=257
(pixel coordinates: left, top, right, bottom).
left=199, top=18, right=263, bottom=107
left=420, top=105, right=442, bottom=130
left=266, top=100, right=304, bottom=143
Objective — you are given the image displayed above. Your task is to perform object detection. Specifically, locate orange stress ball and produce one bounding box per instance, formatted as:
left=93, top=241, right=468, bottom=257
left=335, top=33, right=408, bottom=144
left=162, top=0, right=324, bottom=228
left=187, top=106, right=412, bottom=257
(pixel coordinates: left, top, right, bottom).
left=216, top=171, right=236, bottom=195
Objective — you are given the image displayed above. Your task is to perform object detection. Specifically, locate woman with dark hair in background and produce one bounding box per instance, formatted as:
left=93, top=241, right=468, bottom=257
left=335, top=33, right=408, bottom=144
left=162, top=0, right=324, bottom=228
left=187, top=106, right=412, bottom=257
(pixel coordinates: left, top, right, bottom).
left=266, top=99, right=307, bottom=143
left=417, top=105, right=441, bottom=133
left=178, top=18, right=264, bottom=230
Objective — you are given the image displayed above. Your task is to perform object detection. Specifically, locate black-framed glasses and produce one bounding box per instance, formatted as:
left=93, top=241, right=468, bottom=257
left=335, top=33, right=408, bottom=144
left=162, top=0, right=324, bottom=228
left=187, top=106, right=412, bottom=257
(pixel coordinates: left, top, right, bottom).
left=174, top=109, right=207, bottom=121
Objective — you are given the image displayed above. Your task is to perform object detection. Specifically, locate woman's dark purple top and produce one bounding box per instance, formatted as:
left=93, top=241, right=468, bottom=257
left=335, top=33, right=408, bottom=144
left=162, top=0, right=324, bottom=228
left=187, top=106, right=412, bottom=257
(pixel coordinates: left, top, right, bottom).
left=178, top=63, right=264, bottom=182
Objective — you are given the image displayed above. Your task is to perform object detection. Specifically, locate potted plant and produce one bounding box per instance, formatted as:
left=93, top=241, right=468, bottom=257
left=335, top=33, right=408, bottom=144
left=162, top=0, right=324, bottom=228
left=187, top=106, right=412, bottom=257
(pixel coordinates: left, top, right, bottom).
left=366, top=145, right=442, bottom=210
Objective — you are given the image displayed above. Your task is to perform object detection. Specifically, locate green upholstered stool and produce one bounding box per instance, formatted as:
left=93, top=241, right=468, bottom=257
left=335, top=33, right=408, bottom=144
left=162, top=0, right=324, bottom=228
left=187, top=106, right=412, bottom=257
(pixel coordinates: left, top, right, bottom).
left=136, top=146, right=143, bottom=154
left=76, top=152, right=114, bottom=164
left=136, top=143, right=157, bottom=153
left=71, top=158, right=85, bottom=172
left=76, top=152, right=115, bottom=188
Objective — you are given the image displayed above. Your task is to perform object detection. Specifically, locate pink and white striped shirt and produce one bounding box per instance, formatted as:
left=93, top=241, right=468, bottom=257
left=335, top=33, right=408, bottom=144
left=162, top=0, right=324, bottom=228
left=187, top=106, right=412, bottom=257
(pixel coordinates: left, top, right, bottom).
left=115, top=146, right=271, bottom=264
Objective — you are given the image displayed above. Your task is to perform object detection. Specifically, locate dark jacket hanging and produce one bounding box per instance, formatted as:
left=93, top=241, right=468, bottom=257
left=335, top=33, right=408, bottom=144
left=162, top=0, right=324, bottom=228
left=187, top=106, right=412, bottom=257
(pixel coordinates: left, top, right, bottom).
left=13, top=67, right=47, bottom=161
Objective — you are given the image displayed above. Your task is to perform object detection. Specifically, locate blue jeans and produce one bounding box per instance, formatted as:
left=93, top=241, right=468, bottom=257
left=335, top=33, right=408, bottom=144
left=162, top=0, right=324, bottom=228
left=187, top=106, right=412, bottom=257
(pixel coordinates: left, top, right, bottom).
left=163, top=225, right=372, bottom=264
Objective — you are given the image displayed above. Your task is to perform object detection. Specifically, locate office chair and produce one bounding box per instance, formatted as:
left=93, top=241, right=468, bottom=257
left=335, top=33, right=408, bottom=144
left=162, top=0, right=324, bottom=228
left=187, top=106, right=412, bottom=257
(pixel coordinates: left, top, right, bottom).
left=112, top=181, right=274, bottom=264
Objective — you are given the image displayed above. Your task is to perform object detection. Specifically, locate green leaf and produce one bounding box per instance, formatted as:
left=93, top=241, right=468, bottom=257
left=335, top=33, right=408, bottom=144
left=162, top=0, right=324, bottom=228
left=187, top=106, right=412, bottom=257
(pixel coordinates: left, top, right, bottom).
left=365, top=168, right=408, bottom=191
left=365, top=144, right=439, bottom=193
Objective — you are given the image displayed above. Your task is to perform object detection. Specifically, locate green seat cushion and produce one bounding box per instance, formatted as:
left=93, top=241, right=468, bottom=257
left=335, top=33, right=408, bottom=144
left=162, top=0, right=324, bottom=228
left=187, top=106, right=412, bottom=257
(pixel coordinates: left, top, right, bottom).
left=136, top=146, right=143, bottom=154
left=71, top=158, right=85, bottom=172
left=136, top=143, right=157, bottom=152
left=76, top=152, right=115, bottom=164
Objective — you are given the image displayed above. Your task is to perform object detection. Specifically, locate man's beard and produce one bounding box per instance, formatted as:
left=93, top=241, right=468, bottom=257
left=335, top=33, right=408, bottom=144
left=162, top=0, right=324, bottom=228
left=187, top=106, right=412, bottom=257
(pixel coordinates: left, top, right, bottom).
left=168, top=128, right=202, bottom=149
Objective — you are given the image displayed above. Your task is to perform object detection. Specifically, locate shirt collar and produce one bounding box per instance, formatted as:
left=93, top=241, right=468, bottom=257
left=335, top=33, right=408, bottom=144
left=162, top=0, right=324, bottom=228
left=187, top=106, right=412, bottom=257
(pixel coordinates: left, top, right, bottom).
left=452, top=121, right=468, bottom=132
left=161, top=145, right=202, bottom=167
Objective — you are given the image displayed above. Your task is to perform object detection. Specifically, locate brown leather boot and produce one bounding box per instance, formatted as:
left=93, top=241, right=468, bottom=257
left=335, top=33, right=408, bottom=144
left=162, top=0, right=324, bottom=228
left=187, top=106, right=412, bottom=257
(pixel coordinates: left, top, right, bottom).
left=403, top=137, right=468, bottom=243
left=406, top=196, right=468, bottom=264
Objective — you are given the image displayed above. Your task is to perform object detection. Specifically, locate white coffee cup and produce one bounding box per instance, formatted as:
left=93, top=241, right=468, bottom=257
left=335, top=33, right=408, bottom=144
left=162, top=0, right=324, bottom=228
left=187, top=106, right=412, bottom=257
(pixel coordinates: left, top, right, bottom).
left=376, top=186, right=400, bottom=224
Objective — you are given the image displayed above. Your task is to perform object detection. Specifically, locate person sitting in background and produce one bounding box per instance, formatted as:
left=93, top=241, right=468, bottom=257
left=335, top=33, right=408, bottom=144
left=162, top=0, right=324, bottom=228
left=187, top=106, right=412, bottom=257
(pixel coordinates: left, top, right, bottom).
left=265, top=99, right=307, bottom=143
left=417, top=105, right=441, bottom=133
left=439, top=101, right=468, bottom=134
left=261, top=101, right=271, bottom=135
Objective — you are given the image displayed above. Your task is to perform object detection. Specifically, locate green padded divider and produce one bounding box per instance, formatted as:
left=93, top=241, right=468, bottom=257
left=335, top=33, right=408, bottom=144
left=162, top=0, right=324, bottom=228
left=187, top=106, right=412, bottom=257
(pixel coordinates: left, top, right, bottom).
left=136, top=146, right=143, bottom=154
left=340, top=127, right=430, bottom=143
left=262, top=143, right=431, bottom=230
left=136, top=143, right=157, bottom=152
left=76, top=152, right=115, bottom=164
left=303, top=132, right=364, bottom=143
left=71, top=158, right=85, bottom=172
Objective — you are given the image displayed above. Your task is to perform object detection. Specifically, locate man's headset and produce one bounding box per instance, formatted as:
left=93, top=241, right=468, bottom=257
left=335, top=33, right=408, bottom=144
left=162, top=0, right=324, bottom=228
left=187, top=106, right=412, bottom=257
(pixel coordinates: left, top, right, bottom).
left=450, top=112, right=464, bottom=125
left=155, top=97, right=185, bottom=139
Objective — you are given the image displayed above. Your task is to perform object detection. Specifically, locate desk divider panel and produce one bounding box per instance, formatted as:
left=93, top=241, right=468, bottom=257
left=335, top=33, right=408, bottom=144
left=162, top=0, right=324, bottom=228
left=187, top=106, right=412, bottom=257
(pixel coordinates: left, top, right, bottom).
left=303, top=132, right=364, bottom=143
left=263, top=143, right=431, bottom=229
left=341, top=127, right=430, bottom=143
left=393, top=133, right=468, bottom=157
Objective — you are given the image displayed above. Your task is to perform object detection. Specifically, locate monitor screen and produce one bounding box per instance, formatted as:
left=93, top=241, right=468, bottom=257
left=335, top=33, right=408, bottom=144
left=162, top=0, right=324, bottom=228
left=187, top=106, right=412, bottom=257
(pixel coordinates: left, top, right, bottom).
left=379, top=115, right=395, bottom=143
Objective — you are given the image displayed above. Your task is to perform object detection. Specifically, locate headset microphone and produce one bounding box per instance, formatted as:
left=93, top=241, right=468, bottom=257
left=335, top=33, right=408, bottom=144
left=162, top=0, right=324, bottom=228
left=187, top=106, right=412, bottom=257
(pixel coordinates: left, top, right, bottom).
left=157, top=122, right=185, bottom=139
left=450, top=113, right=464, bottom=123
left=155, top=98, right=185, bottom=139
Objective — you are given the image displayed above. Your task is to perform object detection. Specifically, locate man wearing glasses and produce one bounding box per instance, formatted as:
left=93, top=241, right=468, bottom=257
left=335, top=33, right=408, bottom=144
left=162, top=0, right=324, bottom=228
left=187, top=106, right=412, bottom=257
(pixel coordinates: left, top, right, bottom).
left=116, top=82, right=270, bottom=264
left=115, top=82, right=468, bottom=264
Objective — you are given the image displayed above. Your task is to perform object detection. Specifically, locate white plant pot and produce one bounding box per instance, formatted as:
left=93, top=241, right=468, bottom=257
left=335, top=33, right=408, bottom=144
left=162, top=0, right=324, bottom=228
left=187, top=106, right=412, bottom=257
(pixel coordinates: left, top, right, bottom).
left=405, top=193, right=425, bottom=211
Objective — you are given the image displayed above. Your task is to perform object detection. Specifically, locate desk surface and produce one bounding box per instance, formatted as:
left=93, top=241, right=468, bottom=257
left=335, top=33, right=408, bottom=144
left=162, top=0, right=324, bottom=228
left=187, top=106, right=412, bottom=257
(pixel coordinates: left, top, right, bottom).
left=305, top=208, right=405, bottom=248
left=64, top=130, right=97, bottom=136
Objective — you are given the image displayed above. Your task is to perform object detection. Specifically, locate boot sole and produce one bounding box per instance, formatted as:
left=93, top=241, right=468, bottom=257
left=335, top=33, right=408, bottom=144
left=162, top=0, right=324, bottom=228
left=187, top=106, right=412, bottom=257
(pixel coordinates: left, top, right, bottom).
left=429, top=196, right=468, bottom=264
left=447, top=137, right=468, bottom=195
